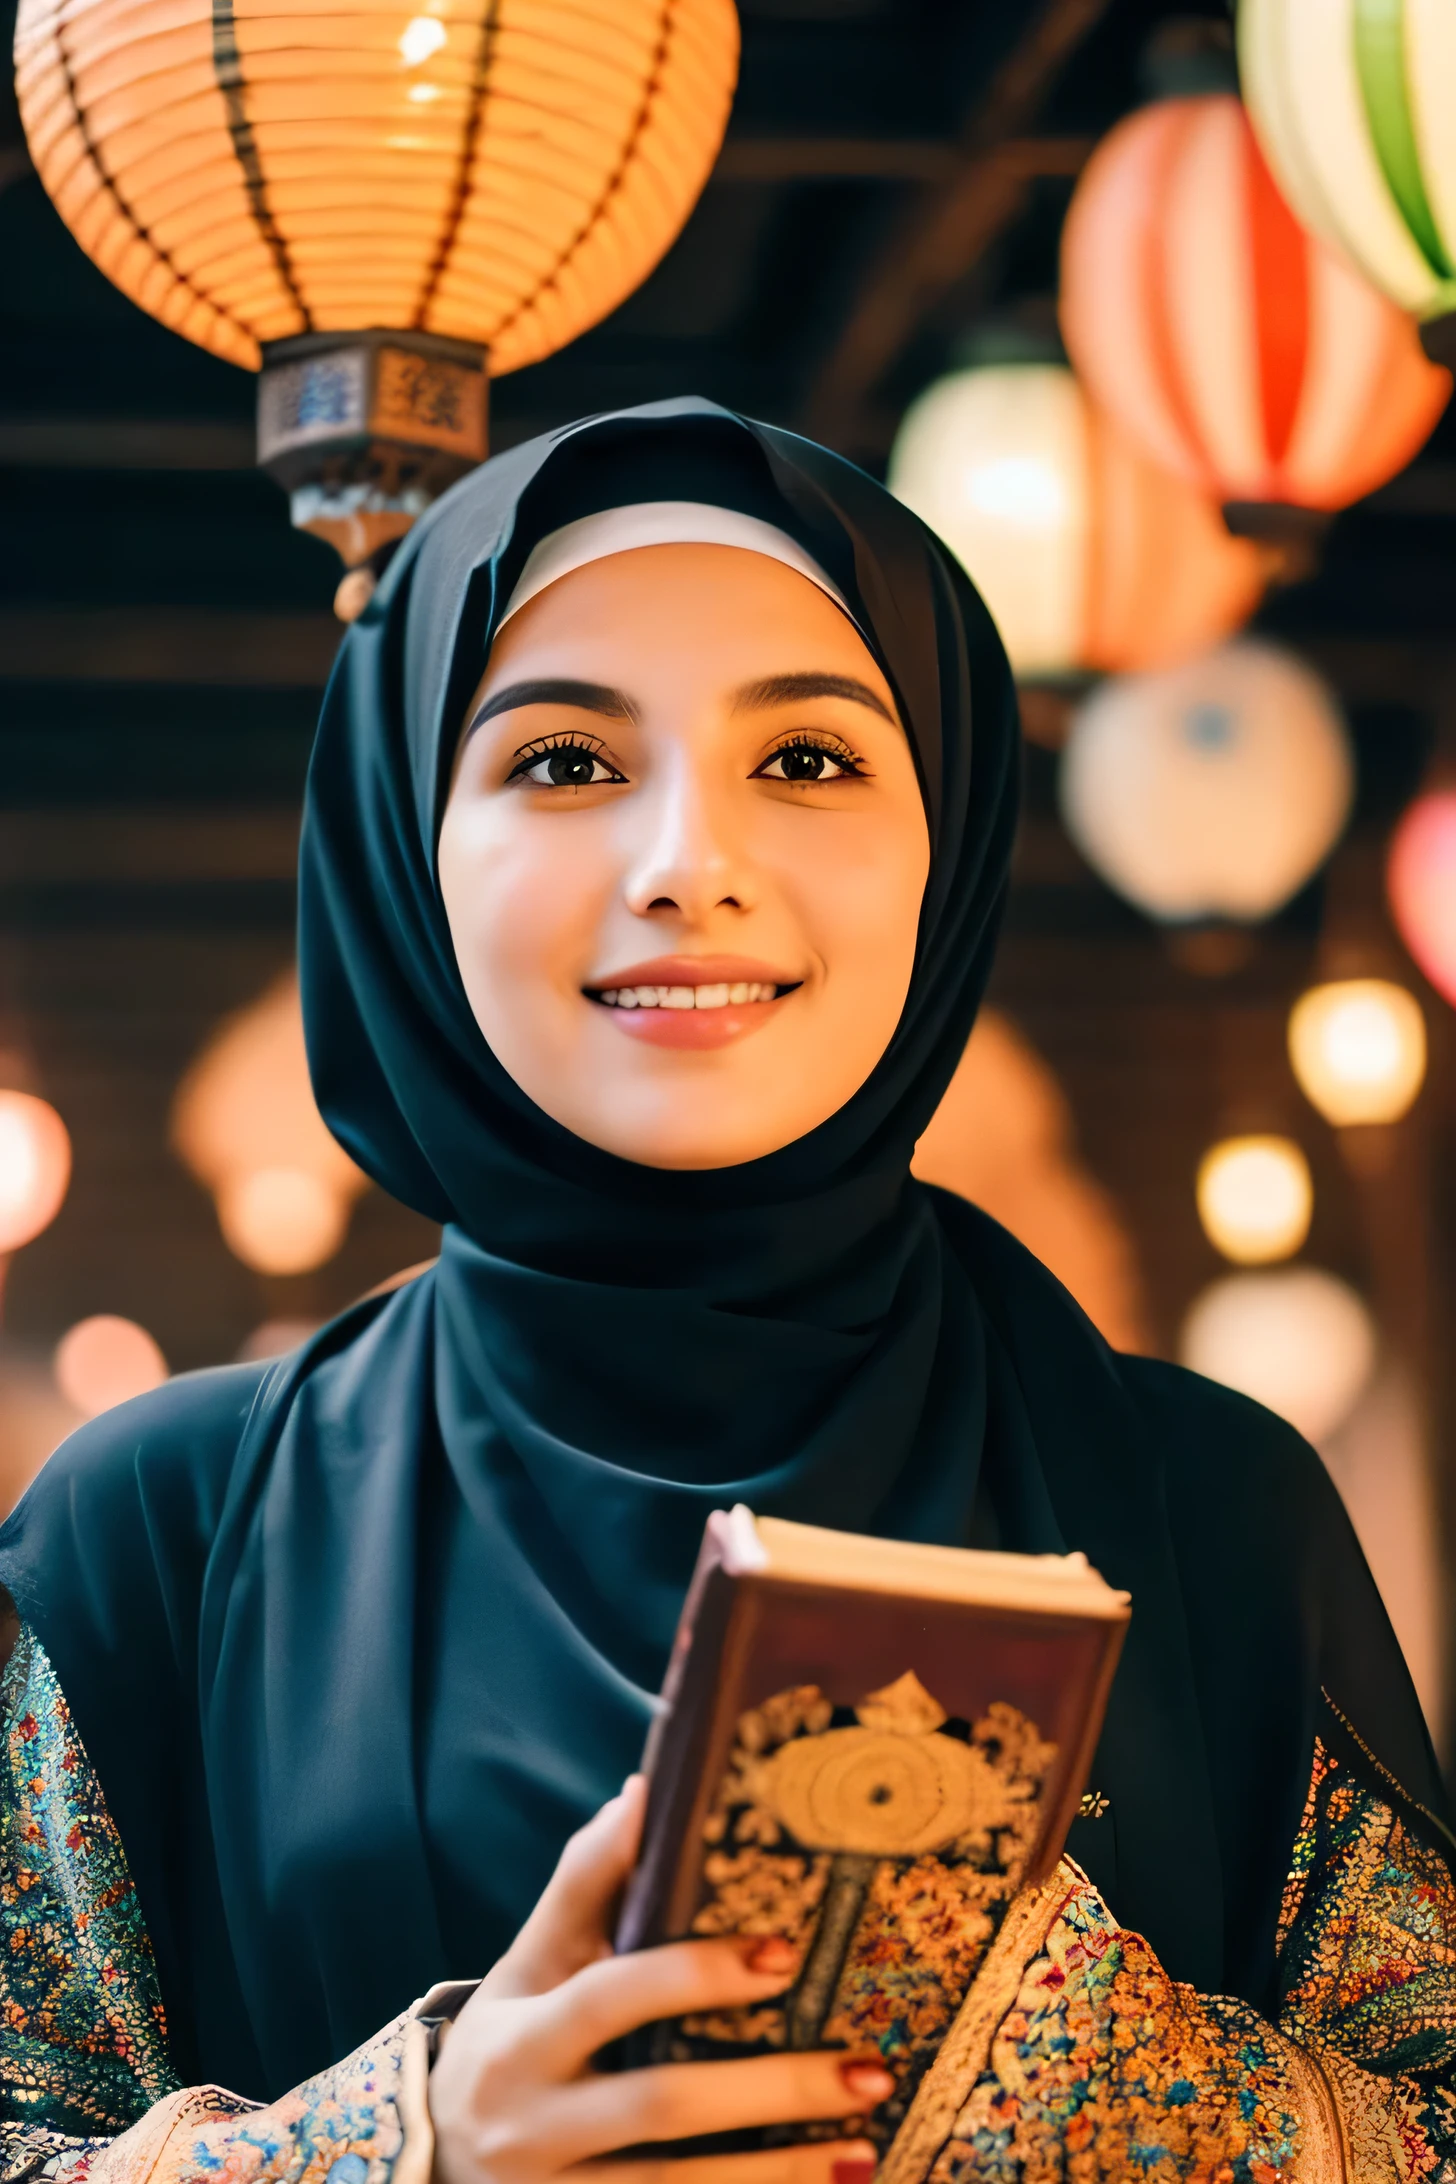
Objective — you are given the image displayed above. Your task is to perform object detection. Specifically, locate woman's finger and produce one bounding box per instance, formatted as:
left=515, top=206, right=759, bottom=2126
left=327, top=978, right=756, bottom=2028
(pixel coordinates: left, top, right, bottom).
left=535, top=1934, right=800, bottom=2069
left=568, top=2136, right=878, bottom=2184
left=540, top=2050, right=896, bottom=2170
left=483, top=1778, right=648, bottom=2000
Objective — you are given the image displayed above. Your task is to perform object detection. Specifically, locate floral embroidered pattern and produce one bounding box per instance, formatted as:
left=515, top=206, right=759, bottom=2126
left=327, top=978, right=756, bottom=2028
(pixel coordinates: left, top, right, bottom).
left=1, top=1626, right=425, bottom=2184
left=926, top=1876, right=1306, bottom=2183
left=2, top=1626, right=177, bottom=2141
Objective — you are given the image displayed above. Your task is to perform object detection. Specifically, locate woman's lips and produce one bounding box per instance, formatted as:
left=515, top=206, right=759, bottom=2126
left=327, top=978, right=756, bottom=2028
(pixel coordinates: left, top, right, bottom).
left=583, top=958, right=800, bottom=1050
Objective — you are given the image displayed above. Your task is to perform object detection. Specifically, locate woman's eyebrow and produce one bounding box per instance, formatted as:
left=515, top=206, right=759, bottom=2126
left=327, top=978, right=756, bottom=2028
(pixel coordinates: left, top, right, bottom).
left=465, top=678, right=638, bottom=735
left=731, top=671, right=896, bottom=725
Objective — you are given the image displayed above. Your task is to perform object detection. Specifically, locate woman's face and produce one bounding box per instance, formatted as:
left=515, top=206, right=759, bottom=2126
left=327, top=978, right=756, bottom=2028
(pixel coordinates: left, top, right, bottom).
left=438, top=543, right=930, bottom=1169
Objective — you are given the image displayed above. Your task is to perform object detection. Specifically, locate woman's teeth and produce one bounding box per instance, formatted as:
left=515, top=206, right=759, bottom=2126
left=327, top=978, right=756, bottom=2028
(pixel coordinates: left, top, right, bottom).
left=596, top=982, right=780, bottom=1010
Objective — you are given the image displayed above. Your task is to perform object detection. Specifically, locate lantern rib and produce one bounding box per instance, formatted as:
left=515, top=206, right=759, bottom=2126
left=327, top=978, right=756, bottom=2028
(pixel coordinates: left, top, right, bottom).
left=210, top=0, right=313, bottom=336
left=43, top=9, right=257, bottom=359
left=1353, top=0, right=1454, bottom=282
left=411, top=0, right=503, bottom=334
left=476, top=0, right=678, bottom=356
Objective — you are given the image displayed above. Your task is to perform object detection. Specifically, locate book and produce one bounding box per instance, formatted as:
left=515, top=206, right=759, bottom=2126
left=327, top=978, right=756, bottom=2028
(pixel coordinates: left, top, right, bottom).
left=615, top=1506, right=1130, bottom=2155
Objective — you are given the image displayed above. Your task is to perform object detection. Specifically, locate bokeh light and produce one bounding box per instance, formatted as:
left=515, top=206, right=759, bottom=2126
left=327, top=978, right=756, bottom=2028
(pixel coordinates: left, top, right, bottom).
left=54, top=1315, right=167, bottom=1419
left=1388, top=791, right=1456, bottom=1009
left=0, top=1091, right=72, bottom=1255
left=1287, top=980, right=1426, bottom=1127
left=1196, top=1134, right=1313, bottom=1265
left=1180, top=1268, right=1377, bottom=1443
left=217, top=1167, right=350, bottom=1277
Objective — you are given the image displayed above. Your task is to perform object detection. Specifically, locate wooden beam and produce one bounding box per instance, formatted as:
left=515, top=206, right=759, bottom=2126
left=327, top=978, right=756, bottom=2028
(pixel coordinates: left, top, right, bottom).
left=714, top=134, right=1089, bottom=185
left=0, top=609, right=339, bottom=685
left=0, top=418, right=256, bottom=469
left=0, top=806, right=300, bottom=886
left=803, top=0, right=1114, bottom=451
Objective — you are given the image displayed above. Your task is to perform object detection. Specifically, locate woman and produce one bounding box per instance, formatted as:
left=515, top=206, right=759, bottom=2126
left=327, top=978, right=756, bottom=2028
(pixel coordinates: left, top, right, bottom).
left=3, top=399, right=1453, bottom=2184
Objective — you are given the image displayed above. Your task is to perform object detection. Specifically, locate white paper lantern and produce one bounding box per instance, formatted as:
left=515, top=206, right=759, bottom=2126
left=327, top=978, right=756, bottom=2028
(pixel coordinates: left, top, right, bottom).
left=1287, top=979, right=1427, bottom=1126
left=1196, top=1134, right=1313, bottom=1265
left=887, top=364, right=1265, bottom=677
left=1059, top=640, right=1354, bottom=922
left=1180, top=1267, right=1377, bottom=1443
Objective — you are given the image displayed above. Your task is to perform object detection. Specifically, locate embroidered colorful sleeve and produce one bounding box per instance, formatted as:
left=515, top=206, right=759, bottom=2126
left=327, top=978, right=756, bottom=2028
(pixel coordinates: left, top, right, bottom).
left=1, top=1624, right=433, bottom=2184
left=913, top=1692, right=1456, bottom=2184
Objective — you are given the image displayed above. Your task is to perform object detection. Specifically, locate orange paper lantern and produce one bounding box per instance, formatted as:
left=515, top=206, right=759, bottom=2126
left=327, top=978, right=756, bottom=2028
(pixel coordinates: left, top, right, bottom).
left=14, top=0, right=738, bottom=565
left=1060, top=94, right=1450, bottom=518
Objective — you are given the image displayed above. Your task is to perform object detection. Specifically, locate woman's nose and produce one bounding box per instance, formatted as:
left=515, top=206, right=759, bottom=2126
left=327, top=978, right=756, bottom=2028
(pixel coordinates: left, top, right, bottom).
left=621, top=759, right=757, bottom=921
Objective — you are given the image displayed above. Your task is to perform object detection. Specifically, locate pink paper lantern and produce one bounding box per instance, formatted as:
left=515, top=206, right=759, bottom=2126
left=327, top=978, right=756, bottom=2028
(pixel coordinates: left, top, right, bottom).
left=1388, top=793, right=1456, bottom=1007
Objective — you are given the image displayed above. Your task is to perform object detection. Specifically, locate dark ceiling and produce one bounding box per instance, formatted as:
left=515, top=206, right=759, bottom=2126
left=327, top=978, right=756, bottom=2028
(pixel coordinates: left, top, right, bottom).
left=1, top=0, right=1454, bottom=1416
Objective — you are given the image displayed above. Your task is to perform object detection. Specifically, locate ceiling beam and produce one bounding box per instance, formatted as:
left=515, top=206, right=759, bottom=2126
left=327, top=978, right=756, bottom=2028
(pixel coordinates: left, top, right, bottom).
left=0, top=609, right=339, bottom=685
left=802, top=0, right=1114, bottom=453
left=714, top=134, right=1088, bottom=184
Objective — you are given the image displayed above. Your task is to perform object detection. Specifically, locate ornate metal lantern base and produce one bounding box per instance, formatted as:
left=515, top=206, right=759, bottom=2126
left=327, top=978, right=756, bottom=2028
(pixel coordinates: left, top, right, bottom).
left=258, top=330, right=488, bottom=615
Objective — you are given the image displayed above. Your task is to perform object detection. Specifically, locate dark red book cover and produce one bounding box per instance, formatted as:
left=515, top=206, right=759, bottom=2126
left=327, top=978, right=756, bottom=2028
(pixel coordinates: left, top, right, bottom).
left=615, top=1508, right=1129, bottom=2150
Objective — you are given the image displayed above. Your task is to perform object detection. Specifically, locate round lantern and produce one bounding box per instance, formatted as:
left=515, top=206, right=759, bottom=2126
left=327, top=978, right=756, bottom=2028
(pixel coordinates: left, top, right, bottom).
left=1060, top=93, right=1450, bottom=519
left=1196, top=1133, right=1312, bottom=1264
left=172, top=971, right=366, bottom=1274
left=0, top=1091, right=72, bottom=1255
left=888, top=363, right=1267, bottom=677
left=13, top=0, right=738, bottom=569
left=1240, top=0, right=1456, bottom=357
left=1059, top=639, right=1353, bottom=922
left=1180, top=1268, right=1376, bottom=1442
left=1388, top=791, right=1456, bottom=1009
left=1287, top=978, right=1427, bottom=1126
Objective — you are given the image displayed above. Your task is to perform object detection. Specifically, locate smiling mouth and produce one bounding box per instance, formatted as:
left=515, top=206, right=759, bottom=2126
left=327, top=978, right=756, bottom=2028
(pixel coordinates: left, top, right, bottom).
left=589, top=980, right=797, bottom=1011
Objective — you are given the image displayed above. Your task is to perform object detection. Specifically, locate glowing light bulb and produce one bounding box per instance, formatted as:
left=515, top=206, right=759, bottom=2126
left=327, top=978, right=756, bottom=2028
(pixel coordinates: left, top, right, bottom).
left=217, top=1166, right=350, bottom=1276
left=1287, top=980, right=1426, bottom=1127
left=54, top=1316, right=167, bottom=1418
left=398, top=15, right=447, bottom=63
left=1196, top=1134, right=1312, bottom=1265
left=0, top=1091, right=71, bottom=1253
left=963, top=455, right=1069, bottom=530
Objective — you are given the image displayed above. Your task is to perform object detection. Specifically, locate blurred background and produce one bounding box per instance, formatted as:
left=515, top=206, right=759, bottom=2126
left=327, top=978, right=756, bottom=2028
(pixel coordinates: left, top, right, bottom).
left=3, top=0, right=1456, bottom=1746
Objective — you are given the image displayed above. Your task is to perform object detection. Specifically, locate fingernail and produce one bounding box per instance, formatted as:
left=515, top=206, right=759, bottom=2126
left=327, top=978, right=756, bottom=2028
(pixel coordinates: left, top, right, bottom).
left=743, top=1936, right=797, bottom=1975
left=839, top=2061, right=895, bottom=2103
left=833, top=2162, right=877, bottom=2184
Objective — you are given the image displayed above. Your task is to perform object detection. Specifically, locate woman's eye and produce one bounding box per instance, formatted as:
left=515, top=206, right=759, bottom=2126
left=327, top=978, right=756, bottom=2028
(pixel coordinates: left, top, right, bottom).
left=755, top=740, right=862, bottom=784
left=508, top=742, right=624, bottom=789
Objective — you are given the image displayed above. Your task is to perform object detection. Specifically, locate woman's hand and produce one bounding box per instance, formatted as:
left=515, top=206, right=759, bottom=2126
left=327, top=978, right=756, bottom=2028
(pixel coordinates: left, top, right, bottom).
left=430, top=1777, right=887, bottom=2184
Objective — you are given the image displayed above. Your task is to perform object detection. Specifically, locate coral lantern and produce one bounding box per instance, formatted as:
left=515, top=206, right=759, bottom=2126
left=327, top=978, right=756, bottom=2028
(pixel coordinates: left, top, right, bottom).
left=13, top=0, right=738, bottom=568
left=1240, top=0, right=1456, bottom=358
left=887, top=363, right=1267, bottom=678
left=1388, top=791, right=1456, bottom=1008
left=1060, top=94, right=1450, bottom=518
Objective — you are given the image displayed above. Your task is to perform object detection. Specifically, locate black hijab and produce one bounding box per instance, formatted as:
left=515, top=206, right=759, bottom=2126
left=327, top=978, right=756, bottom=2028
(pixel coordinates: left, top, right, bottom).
left=2, top=399, right=1446, bottom=2110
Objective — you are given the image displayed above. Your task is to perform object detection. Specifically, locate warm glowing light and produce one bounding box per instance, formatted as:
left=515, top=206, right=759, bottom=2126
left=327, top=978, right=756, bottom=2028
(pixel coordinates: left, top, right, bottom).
left=398, top=14, right=446, bottom=64
left=1196, top=1135, right=1313, bottom=1266
left=217, top=1168, right=350, bottom=1277
left=1060, top=93, right=1449, bottom=511
left=1240, top=0, right=1456, bottom=336
left=889, top=364, right=1265, bottom=677
left=0, top=1091, right=71, bottom=1254
left=1180, top=1269, right=1376, bottom=1443
left=173, top=972, right=367, bottom=1275
left=1059, top=640, right=1352, bottom=922
left=1288, top=980, right=1427, bottom=1127
left=14, top=0, right=740, bottom=378
left=1388, top=791, right=1456, bottom=1008
left=54, top=1315, right=167, bottom=1419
